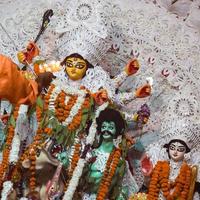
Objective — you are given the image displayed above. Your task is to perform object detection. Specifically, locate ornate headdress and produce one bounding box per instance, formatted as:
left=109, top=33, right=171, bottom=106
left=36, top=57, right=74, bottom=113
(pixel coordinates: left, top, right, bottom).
left=162, top=121, right=200, bottom=151
left=146, top=119, right=200, bottom=166
left=54, top=25, right=111, bottom=66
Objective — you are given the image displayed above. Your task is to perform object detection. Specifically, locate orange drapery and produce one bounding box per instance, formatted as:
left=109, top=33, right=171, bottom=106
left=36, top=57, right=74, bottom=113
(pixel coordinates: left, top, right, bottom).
left=0, top=54, right=38, bottom=105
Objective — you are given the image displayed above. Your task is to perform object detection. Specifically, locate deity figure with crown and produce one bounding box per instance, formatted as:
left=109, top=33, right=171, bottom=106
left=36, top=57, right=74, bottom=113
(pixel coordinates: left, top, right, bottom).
left=129, top=122, right=200, bottom=200
left=15, top=41, right=152, bottom=141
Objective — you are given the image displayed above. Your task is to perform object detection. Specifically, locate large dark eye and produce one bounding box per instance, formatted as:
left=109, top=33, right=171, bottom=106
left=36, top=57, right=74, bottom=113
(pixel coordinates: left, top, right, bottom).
left=169, top=145, right=175, bottom=150
left=177, top=147, right=186, bottom=152
left=102, top=125, right=106, bottom=129
left=76, top=64, right=85, bottom=69
left=66, top=62, right=73, bottom=68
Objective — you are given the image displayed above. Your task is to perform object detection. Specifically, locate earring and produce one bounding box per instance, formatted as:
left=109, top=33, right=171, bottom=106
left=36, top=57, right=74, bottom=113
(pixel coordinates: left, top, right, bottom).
left=184, top=152, right=191, bottom=162
left=113, top=135, right=122, bottom=148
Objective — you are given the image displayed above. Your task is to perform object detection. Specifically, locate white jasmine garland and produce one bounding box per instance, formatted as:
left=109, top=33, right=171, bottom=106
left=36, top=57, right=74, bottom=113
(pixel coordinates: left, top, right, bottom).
left=53, top=79, right=86, bottom=96
left=64, top=95, right=70, bottom=105
left=63, top=102, right=108, bottom=199
left=9, top=133, right=20, bottom=163
left=68, top=135, right=80, bottom=170
left=49, top=80, right=88, bottom=127
left=62, top=95, right=85, bottom=126
left=48, top=86, right=61, bottom=111
left=1, top=181, right=13, bottom=200
left=63, top=159, right=86, bottom=200
left=86, top=102, right=108, bottom=144
left=10, top=104, right=27, bottom=164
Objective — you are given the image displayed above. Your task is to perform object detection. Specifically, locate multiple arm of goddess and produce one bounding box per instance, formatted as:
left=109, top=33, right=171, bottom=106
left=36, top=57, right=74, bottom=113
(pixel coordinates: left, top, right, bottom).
left=17, top=42, right=152, bottom=124
left=4, top=41, right=152, bottom=199
left=112, top=58, right=151, bottom=107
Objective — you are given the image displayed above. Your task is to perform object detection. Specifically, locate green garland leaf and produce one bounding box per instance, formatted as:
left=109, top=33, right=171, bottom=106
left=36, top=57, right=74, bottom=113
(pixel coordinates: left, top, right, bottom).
left=36, top=96, right=44, bottom=109
left=10, top=115, right=16, bottom=127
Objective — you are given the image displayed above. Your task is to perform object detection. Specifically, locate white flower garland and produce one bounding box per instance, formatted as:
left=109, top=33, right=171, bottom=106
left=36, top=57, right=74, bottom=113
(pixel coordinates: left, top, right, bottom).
left=63, top=158, right=86, bottom=200
left=9, top=104, right=27, bottom=164
left=1, top=181, right=13, bottom=200
left=64, top=95, right=70, bottom=106
left=68, top=135, right=80, bottom=171
left=48, top=79, right=87, bottom=127
left=63, top=102, right=108, bottom=200
left=9, top=133, right=20, bottom=163
left=48, top=86, right=61, bottom=111
left=62, top=95, right=85, bottom=126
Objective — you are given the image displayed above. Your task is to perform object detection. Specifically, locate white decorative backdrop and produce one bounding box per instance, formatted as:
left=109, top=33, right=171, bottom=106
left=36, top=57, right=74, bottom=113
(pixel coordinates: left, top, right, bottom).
left=1, top=0, right=200, bottom=189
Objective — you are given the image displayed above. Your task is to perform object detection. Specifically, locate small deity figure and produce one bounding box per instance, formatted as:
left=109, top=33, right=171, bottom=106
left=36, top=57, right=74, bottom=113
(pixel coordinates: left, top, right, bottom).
left=141, top=134, right=199, bottom=200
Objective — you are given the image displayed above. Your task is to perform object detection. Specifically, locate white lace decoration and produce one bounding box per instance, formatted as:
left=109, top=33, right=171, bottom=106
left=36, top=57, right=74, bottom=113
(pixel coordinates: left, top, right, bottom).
left=82, top=193, right=97, bottom=200
left=9, top=133, right=20, bottom=163
left=1, top=181, right=13, bottom=200
left=1, top=0, right=200, bottom=192
left=113, top=135, right=122, bottom=148
left=1, top=0, right=200, bottom=139
left=93, top=149, right=110, bottom=173
left=122, top=161, right=139, bottom=196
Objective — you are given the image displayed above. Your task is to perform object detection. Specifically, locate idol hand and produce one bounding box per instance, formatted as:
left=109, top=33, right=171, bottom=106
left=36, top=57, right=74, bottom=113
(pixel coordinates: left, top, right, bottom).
left=125, top=58, right=140, bottom=76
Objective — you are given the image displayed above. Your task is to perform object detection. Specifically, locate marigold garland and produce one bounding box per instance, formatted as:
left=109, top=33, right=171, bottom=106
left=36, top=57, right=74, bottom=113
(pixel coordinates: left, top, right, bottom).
left=55, top=92, right=77, bottom=123
left=64, top=142, right=81, bottom=190
left=147, top=161, right=191, bottom=200
left=67, top=94, right=91, bottom=131
left=28, top=105, right=45, bottom=192
left=45, top=83, right=91, bottom=132
left=18, top=105, right=45, bottom=192
left=96, top=148, right=121, bottom=200
left=0, top=106, right=19, bottom=188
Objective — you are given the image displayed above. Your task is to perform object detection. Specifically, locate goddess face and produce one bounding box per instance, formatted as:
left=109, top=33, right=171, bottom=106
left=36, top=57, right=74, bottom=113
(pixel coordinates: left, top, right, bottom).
left=101, top=121, right=116, bottom=140
left=65, top=57, right=87, bottom=81
left=169, top=142, right=186, bottom=162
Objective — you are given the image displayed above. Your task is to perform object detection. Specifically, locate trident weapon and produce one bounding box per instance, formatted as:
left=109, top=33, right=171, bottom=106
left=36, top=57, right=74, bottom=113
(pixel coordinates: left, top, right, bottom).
left=20, top=9, right=53, bottom=71
left=0, top=9, right=53, bottom=51
left=34, top=9, right=54, bottom=43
